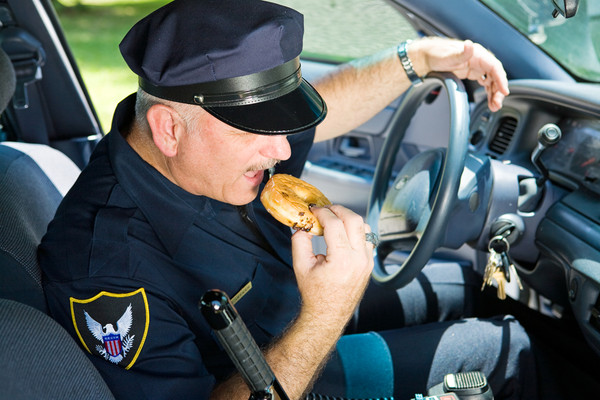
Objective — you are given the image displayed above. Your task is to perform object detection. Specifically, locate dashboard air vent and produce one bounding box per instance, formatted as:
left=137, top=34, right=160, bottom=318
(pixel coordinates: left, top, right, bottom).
left=489, top=116, right=517, bottom=155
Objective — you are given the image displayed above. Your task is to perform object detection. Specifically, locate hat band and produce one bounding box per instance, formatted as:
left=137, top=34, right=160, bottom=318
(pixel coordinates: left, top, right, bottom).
left=139, top=57, right=302, bottom=107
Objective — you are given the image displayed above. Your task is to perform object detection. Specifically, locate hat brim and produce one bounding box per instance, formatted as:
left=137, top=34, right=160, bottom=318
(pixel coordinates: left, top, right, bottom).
left=201, top=79, right=326, bottom=135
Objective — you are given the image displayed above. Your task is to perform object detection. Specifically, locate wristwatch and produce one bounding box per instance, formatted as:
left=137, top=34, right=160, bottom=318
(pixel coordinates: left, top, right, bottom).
left=397, top=40, right=423, bottom=86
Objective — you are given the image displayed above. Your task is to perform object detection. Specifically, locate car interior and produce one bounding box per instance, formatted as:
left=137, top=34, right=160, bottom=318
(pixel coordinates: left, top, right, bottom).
left=1, top=0, right=600, bottom=399
left=0, top=38, right=114, bottom=400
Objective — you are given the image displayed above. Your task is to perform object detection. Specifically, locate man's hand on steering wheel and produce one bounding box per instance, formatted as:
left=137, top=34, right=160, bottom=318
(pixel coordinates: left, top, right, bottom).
left=409, top=37, right=510, bottom=112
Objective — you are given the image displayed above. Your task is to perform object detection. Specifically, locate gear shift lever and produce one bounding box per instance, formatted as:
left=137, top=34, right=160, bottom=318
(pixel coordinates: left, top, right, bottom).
left=531, top=123, right=562, bottom=186
left=518, top=123, right=562, bottom=212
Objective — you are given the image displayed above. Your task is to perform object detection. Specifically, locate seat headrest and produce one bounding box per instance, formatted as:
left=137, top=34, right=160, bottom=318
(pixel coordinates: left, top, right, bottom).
left=0, top=46, right=16, bottom=113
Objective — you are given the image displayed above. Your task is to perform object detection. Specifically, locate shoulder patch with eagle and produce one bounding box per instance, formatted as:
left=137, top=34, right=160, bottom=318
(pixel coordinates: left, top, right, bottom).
left=70, top=288, right=149, bottom=369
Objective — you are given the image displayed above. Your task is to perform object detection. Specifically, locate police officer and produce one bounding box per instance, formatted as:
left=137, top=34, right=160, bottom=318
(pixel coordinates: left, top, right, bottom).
left=39, top=1, right=536, bottom=399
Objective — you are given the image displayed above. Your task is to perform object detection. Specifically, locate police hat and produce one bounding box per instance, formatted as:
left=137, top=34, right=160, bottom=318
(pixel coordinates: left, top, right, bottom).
left=119, top=0, right=326, bottom=135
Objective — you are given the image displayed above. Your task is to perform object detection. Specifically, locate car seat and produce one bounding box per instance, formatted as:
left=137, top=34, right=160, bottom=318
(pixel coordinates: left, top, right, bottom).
left=0, top=45, right=115, bottom=399
left=0, top=141, right=78, bottom=312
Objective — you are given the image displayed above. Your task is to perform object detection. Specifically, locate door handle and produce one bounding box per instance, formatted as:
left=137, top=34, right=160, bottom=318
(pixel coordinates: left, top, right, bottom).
left=339, top=137, right=368, bottom=158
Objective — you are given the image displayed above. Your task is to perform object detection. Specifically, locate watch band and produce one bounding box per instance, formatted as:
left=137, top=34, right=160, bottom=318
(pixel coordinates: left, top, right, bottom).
left=397, top=40, right=423, bottom=86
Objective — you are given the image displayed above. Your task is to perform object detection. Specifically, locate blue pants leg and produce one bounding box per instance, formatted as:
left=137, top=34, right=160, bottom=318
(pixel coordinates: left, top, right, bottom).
left=311, top=262, right=538, bottom=399
left=353, top=260, right=481, bottom=332
left=313, top=316, right=537, bottom=400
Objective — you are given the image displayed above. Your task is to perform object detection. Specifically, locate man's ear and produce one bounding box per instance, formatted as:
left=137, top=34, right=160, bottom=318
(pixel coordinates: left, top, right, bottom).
left=146, top=104, right=183, bottom=157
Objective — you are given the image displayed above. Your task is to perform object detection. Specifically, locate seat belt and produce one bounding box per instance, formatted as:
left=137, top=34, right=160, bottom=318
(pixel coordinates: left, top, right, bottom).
left=0, top=24, right=48, bottom=143
left=0, top=26, right=46, bottom=110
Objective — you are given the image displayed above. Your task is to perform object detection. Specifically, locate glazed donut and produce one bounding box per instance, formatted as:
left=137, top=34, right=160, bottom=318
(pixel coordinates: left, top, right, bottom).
left=260, top=174, right=331, bottom=235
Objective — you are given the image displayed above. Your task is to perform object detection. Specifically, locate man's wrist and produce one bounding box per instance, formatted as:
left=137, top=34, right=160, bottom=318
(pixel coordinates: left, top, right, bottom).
left=397, top=40, right=423, bottom=86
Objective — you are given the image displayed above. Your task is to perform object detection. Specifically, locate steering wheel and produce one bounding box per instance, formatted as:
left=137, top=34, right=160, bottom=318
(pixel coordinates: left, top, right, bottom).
left=366, top=72, right=470, bottom=289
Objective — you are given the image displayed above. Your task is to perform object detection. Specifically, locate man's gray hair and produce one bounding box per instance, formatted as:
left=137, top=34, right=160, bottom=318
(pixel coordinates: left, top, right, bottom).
left=134, top=88, right=160, bottom=131
left=134, top=88, right=201, bottom=134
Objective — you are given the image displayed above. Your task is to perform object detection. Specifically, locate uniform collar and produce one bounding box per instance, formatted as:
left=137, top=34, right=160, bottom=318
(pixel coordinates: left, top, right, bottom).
left=107, top=94, right=233, bottom=257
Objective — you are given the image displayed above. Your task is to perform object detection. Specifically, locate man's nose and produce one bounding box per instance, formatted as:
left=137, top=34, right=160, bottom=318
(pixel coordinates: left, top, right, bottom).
left=261, top=134, right=291, bottom=161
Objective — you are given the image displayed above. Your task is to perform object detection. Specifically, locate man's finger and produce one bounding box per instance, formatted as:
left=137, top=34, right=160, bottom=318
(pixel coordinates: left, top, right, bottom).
left=327, top=205, right=367, bottom=250
left=310, top=206, right=350, bottom=251
left=291, top=230, right=317, bottom=271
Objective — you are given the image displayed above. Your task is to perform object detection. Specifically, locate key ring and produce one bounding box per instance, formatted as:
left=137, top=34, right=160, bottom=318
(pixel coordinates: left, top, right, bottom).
left=488, top=235, right=510, bottom=253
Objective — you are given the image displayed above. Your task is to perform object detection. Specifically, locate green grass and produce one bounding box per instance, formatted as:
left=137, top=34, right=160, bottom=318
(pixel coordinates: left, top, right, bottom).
left=56, top=0, right=170, bottom=131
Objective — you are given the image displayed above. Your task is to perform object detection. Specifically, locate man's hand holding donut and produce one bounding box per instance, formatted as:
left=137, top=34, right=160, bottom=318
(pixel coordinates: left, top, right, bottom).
left=291, top=205, right=374, bottom=327
left=260, top=174, right=374, bottom=321
left=257, top=204, right=375, bottom=399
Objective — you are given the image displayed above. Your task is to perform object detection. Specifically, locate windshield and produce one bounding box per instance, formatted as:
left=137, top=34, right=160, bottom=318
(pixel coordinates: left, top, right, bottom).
left=481, top=0, right=600, bottom=82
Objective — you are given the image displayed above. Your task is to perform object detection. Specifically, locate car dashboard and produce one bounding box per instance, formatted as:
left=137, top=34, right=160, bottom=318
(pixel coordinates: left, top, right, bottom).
left=543, top=117, right=600, bottom=193
left=470, top=80, right=600, bottom=192
left=469, top=79, right=600, bottom=356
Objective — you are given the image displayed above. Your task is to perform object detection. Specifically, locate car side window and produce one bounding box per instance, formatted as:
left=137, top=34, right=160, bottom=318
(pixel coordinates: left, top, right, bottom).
left=273, top=0, right=418, bottom=62
left=56, top=0, right=416, bottom=131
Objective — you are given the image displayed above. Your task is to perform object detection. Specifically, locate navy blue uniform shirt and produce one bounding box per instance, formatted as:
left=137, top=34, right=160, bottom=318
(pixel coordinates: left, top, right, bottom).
left=39, top=94, right=315, bottom=399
